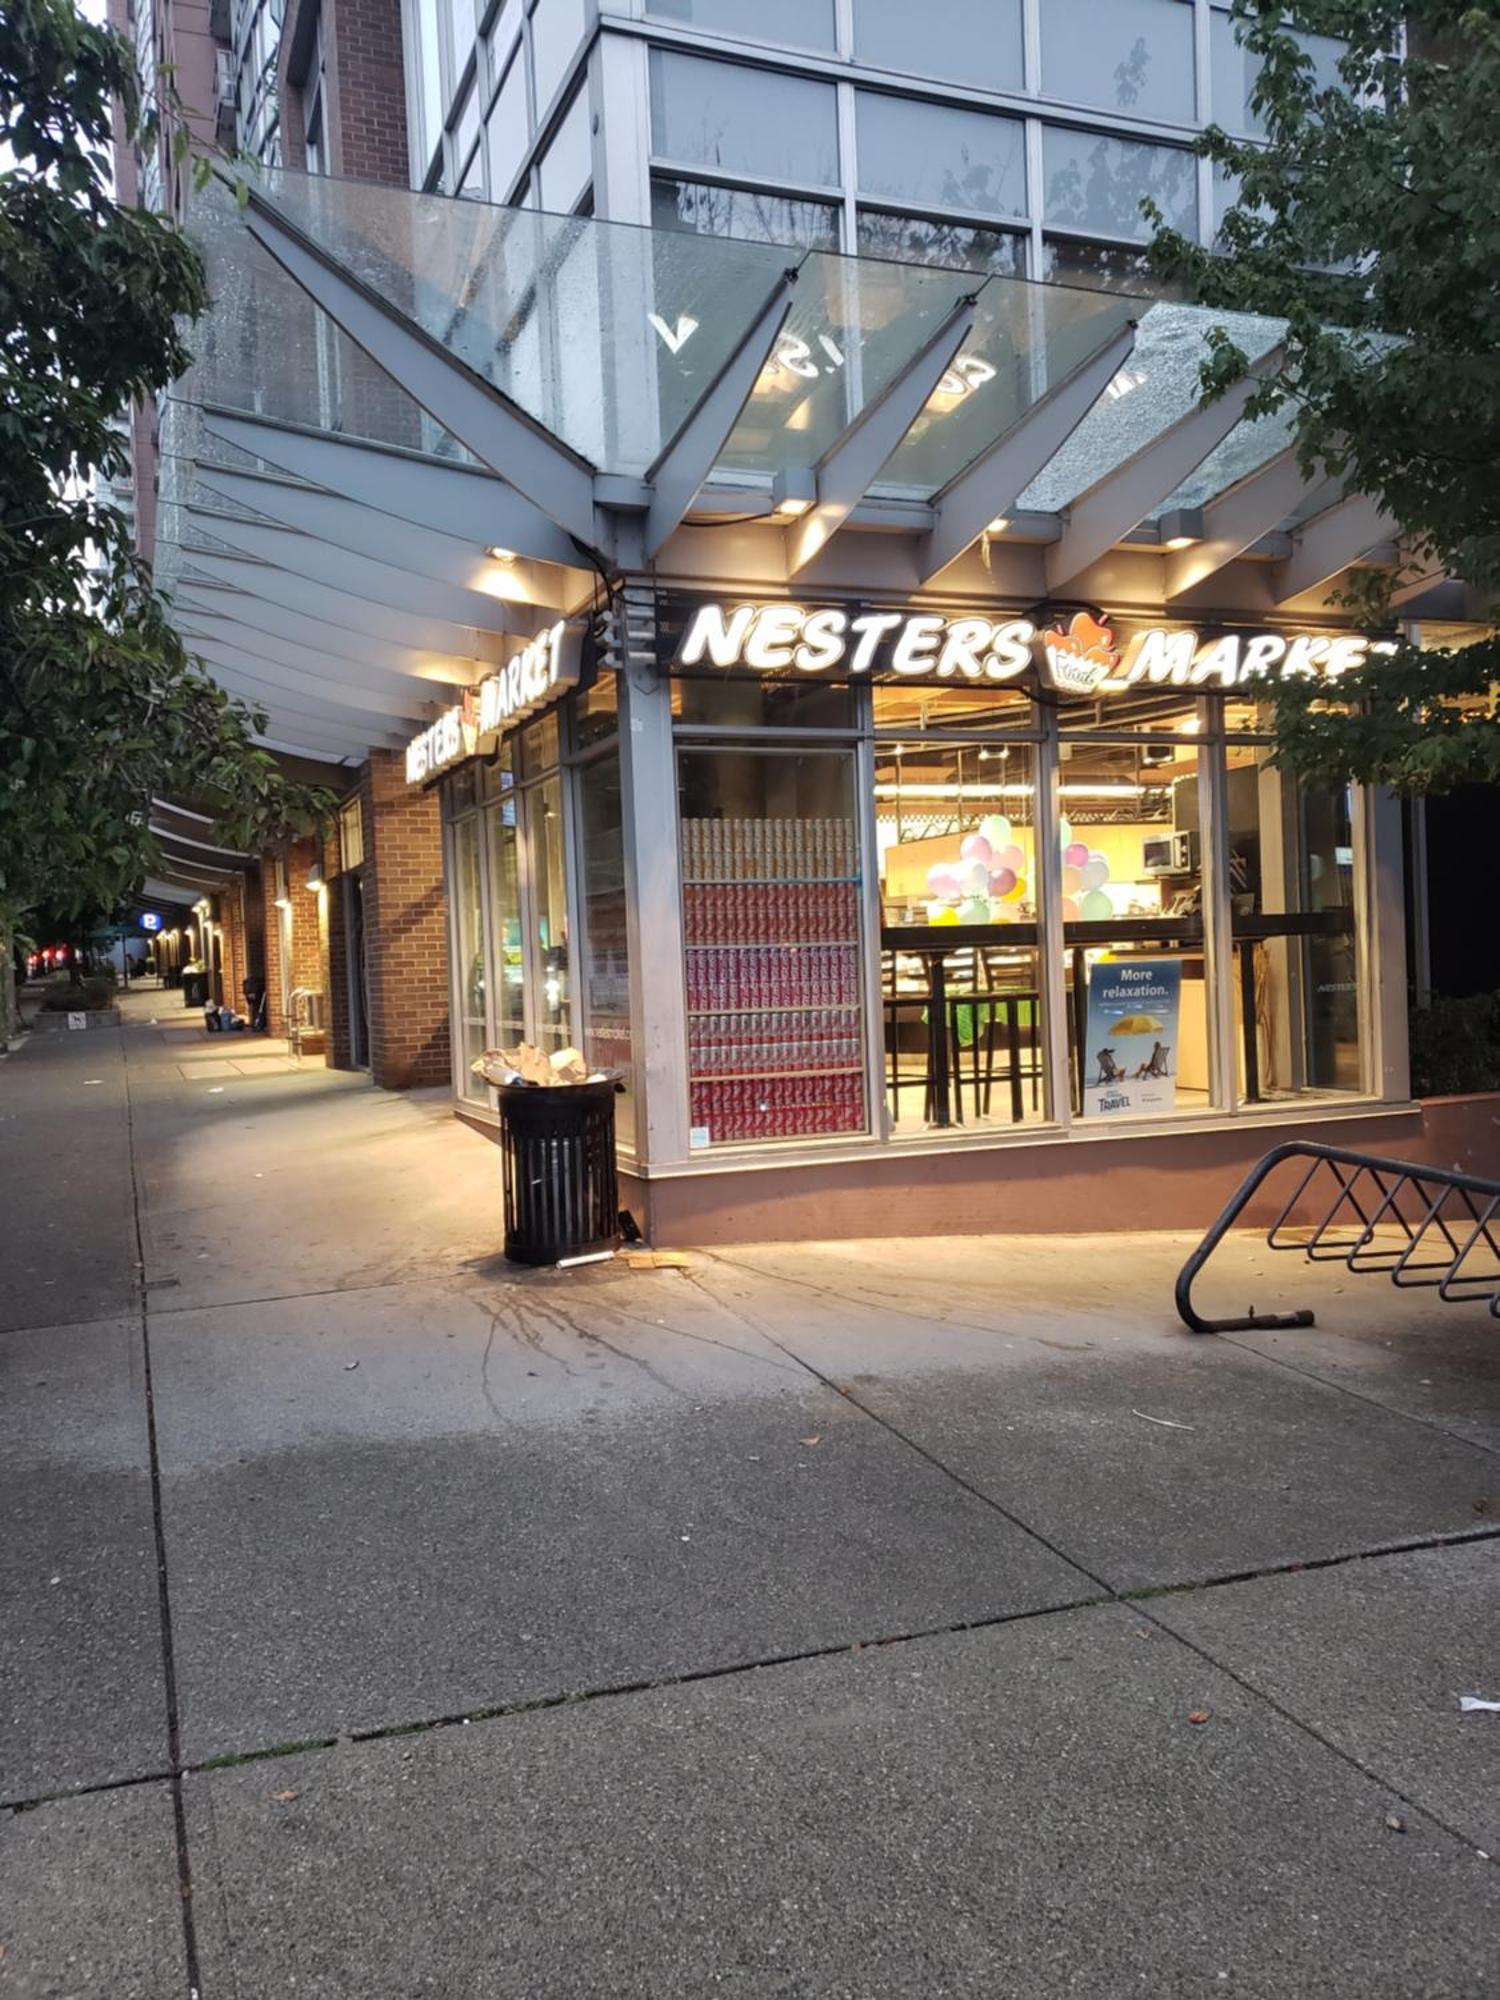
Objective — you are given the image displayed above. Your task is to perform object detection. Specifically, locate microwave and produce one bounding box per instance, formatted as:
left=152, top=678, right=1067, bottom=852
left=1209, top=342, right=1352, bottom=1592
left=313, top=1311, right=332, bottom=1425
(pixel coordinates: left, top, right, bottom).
left=1142, top=832, right=1195, bottom=876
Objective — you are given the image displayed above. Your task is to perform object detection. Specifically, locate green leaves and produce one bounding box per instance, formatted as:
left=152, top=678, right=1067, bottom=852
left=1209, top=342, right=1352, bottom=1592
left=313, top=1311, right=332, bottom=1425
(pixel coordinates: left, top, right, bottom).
left=1, top=0, right=331, bottom=935
left=1151, top=1, right=1500, bottom=794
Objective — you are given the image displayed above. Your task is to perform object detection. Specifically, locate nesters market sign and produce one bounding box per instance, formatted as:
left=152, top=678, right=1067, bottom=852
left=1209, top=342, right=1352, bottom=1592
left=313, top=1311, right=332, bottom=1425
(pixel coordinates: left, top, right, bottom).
left=405, top=622, right=582, bottom=784
left=676, top=602, right=1383, bottom=694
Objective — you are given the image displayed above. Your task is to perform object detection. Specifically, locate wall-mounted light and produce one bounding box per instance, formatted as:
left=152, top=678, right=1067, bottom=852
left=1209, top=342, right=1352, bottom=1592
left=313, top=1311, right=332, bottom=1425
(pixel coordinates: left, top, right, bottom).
left=771, top=468, right=816, bottom=520
left=985, top=516, right=1010, bottom=535
left=305, top=863, right=325, bottom=892
left=274, top=895, right=292, bottom=911
left=485, top=545, right=517, bottom=565
left=1158, top=506, right=1205, bottom=552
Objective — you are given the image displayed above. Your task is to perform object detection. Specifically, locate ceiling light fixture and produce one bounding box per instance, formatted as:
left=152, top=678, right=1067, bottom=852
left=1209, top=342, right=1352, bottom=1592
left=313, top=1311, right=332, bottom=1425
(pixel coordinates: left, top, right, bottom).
left=771, top=468, right=817, bottom=519
left=485, top=545, right=517, bottom=564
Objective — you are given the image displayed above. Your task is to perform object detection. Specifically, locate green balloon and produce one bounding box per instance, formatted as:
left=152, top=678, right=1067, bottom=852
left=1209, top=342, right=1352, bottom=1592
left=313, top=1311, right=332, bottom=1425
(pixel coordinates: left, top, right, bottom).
left=1080, top=889, right=1113, bottom=921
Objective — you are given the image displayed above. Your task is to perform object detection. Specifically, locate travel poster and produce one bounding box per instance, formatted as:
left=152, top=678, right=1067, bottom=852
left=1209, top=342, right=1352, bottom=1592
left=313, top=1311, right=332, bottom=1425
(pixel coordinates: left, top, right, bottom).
left=1082, top=957, right=1183, bottom=1117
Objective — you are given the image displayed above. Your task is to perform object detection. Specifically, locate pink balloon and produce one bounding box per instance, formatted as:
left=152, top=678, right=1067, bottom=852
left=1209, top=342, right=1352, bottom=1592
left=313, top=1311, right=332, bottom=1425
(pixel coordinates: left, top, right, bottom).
left=999, top=844, right=1026, bottom=873
left=959, top=833, right=993, bottom=866
left=1064, top=841, right=1089, bottom=868
left=988, top=866, right=1017, bottom=896
left=927, top=864, right=961, bottom=897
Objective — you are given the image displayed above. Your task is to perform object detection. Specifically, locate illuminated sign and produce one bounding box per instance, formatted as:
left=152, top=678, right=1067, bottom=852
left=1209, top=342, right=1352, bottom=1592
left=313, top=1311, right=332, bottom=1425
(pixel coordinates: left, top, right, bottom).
left=477, top=621, right=580, bottom=735
left=139, top=912, right=162, bottom=933
left=404, top=624, right=583, bottom=785
left=676, top=601, right=1382, bottom=694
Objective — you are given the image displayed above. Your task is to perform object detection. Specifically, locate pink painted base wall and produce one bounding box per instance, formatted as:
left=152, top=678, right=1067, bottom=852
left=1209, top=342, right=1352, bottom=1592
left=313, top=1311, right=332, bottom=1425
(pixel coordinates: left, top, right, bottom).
left=629, top=1096, right=1500, bottom=1247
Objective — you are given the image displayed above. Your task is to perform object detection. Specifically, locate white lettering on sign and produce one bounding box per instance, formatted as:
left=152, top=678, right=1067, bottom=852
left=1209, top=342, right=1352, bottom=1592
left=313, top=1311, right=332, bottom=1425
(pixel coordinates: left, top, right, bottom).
left=676, top=602, right=1386, bottom=696
left=677, top=603, right=1036, bottom=683
left=477, top=620, right=578, bottom=735
left=404, top=704, right=466, bottom=786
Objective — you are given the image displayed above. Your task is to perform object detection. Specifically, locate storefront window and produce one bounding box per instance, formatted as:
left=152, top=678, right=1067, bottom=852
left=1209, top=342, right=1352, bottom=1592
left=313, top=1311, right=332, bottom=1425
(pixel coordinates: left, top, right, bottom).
left=678, top=747, right=867, bottom=1148
left=1058, top=726, right=1215, bottom=1118
left=485, top=781, right=525, bottom=1050
left=577, top=746, right=635, bottom=1146
left=671, top=676, right=855, bottom=731
left=451, top=811, right=488, bottom=1102
left=529, top=775, right=571, bottom=1051
left=1225, top=744, right=1365, bottom=1102
left=876, top=735, right=1047, bottom=1130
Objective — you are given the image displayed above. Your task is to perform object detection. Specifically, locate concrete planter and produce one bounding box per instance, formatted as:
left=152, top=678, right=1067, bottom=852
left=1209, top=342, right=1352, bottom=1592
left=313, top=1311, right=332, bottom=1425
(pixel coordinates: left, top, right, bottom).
left=31, top=1006, right=122, bottom=1033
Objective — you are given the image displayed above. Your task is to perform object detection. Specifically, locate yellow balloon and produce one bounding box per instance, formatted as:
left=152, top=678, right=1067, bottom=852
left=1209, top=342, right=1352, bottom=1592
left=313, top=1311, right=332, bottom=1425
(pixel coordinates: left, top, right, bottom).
left=930, top=906, right=960, bottom=927
left=1001, top=874, right=1027, bottom=902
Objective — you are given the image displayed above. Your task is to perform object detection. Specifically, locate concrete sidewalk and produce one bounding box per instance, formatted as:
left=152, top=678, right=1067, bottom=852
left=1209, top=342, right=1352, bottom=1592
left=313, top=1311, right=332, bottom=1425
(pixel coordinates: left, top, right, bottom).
left=2, top=988, right=1497, bottom=1997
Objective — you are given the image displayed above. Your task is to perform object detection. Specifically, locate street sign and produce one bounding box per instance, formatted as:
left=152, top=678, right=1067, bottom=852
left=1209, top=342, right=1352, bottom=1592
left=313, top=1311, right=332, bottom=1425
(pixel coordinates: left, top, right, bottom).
left=140, top=912, right=162, bottom=932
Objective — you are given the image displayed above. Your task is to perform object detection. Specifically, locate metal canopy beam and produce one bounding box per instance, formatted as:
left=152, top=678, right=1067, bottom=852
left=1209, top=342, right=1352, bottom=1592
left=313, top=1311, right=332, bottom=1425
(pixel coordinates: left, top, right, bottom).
left=1273, top=492, right=1395, bottom=606
left=183, top=645, right=416, bottom=745
left=174, top=587, right=477, bottom=689
left=198, top=409, right=582, bottom=567
left=1163, top=446, right=1308, bottom=599
left=1046, top=346, right=1284, bottom=594
left=240, top=190, right=601, bottom=547
left=177, top=627, right=437, bottom=721
left=145, top=823, right=252, bottom=860
left=919, top=322, right=1138, bottom=584
left=787, top=293, right=978, bottom=577
left=253, top=734, right=353, bottom=765
left=643, top=267, right=800, bottom=560
left=184, top=507, right=537, bottom=636
left=175, top=615, right=450, bottom=709
left=172, top=552, right=493, bottom=667
left=195, top=466, right=547, bottom=598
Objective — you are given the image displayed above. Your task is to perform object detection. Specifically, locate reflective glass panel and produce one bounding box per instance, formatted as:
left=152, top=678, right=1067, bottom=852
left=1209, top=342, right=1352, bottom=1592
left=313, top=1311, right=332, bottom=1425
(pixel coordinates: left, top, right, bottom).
left=672, top=677, right=855, bottom=731
left=530, top=0, right=586, bottom=113
left=646, top=0, right=835, bottom=50
left=1057, top=731, right=1217, bottom=1117
left=578, top=743, right=635, bottom=1142
left=484, top=52, right=529, bottom=201
left=852, top=0, right=1024, bottom=91
left=857, top=208, right=1025, bottom=276
left=485, top=783, right=525, bottom=1048
left=1210, top=10, right=1346, bottom=135
left=652, top=177, right=840, bottom=250
left=1225, top=746, right=1365, bottom=1102
left=1042, top=236, right=1167, bottom=295
left=1041, top=126, right=1197, bottom=242
left=537, top=88, right=591, bottom=213
left=528, top=775, right=571, bottom=1050
left=452, top=811, right=488, bottom=1100
left=649, top=49, right=839, bottom=187
left=1041, top=0, right=1196, bottom=123
left=855, top=93, right=1027, bottom=220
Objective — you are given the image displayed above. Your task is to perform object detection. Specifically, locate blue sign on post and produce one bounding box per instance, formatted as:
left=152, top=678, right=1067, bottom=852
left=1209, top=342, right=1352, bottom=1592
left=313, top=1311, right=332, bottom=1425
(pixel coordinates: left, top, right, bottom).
left=1082, top=957, right=1183, bottom=1117
left=139, top=912, right=162, bottom=932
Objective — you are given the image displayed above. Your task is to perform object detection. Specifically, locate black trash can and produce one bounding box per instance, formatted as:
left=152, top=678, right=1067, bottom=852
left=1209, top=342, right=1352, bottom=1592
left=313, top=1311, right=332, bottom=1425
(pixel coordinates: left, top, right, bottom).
left=495, top=1078, right=620, bottom=1266
left=182, top=969, right=208, bottom=1008
left=243, top=976, right=267, bottom=1033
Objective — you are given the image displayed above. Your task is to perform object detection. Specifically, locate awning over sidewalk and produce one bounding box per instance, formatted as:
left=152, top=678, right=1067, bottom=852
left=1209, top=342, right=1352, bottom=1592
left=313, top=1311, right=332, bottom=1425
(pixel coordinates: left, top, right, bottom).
left=158, top=169, right=1404, bottom=763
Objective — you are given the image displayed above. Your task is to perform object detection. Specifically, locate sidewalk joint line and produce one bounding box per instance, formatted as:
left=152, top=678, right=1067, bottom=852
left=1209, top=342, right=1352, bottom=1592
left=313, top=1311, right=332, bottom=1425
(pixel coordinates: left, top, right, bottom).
left=122, top=1040, right=205, bottom=2000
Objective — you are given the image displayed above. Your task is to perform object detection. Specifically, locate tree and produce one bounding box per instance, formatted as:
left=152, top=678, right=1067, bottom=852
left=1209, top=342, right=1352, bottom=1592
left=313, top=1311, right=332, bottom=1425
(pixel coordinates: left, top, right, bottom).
left=0, top=0, right=326, bottom=1042
left=1149, top=0, right=1500, bottom=794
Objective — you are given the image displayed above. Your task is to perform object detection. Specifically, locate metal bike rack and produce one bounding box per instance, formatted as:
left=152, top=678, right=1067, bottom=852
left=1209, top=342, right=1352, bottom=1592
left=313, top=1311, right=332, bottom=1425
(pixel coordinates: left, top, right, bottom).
left=1176, top=1140, right=1500, bottom=1333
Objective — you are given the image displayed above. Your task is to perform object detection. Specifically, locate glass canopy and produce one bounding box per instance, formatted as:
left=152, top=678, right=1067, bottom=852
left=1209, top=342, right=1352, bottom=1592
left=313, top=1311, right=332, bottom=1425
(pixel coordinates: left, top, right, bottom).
left=169, top=168, right=1309, bottom=560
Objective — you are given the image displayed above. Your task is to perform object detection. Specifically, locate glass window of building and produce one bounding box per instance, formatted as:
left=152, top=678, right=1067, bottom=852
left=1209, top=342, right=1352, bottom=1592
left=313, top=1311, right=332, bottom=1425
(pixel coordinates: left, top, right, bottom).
left=876, top=732, right=1049, bottom=1131
left=528, top=776, right=571, bottom=1052
left=855, top=93, right=1027, bottom=221
left=529, top=0, right=587, bottom=115
left=1056, top=720, right=1216, bottom=1118
left=577, top=744, right=635, bottom=1143
left=651, top=177, right=841, bottom=250
left=448, top=71, right=481, bottom=168
left=1224, top=744, right=1366, bottom=1104
left=1040, top=0, right=1197, bottom=125
left=489, top=0, right=523, bottom=74
left=407, top=0, right=448, bottom=173
left=450, top=810, right=488, bottom=1102
left=857, top=208, right=1026, bottom=276
left=649, top=49, right=841, bottom=188
left=537, top=87, right=591, bottom=212
left=485, top=51, right=529, bottom=201
left=646, top=0, right=835, bottom=52
left=1209, top=7, right=1346, bottom=136
left=1042, top=126, right=1198, bottom=243
left=678, top=748, right=867, bottom=1149
left=851, top=0, right=1024, bottom=94
left=485, top=776, right=525, bottom=1053
left=1041, top=237, right=1163, bottom=293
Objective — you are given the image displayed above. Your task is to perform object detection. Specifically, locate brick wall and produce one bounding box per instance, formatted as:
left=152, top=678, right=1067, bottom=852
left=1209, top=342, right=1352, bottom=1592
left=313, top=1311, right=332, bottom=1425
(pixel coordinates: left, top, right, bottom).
left=278, top=0, right=411, bottom=186
left=361, top=750, right=451, bottom=1090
